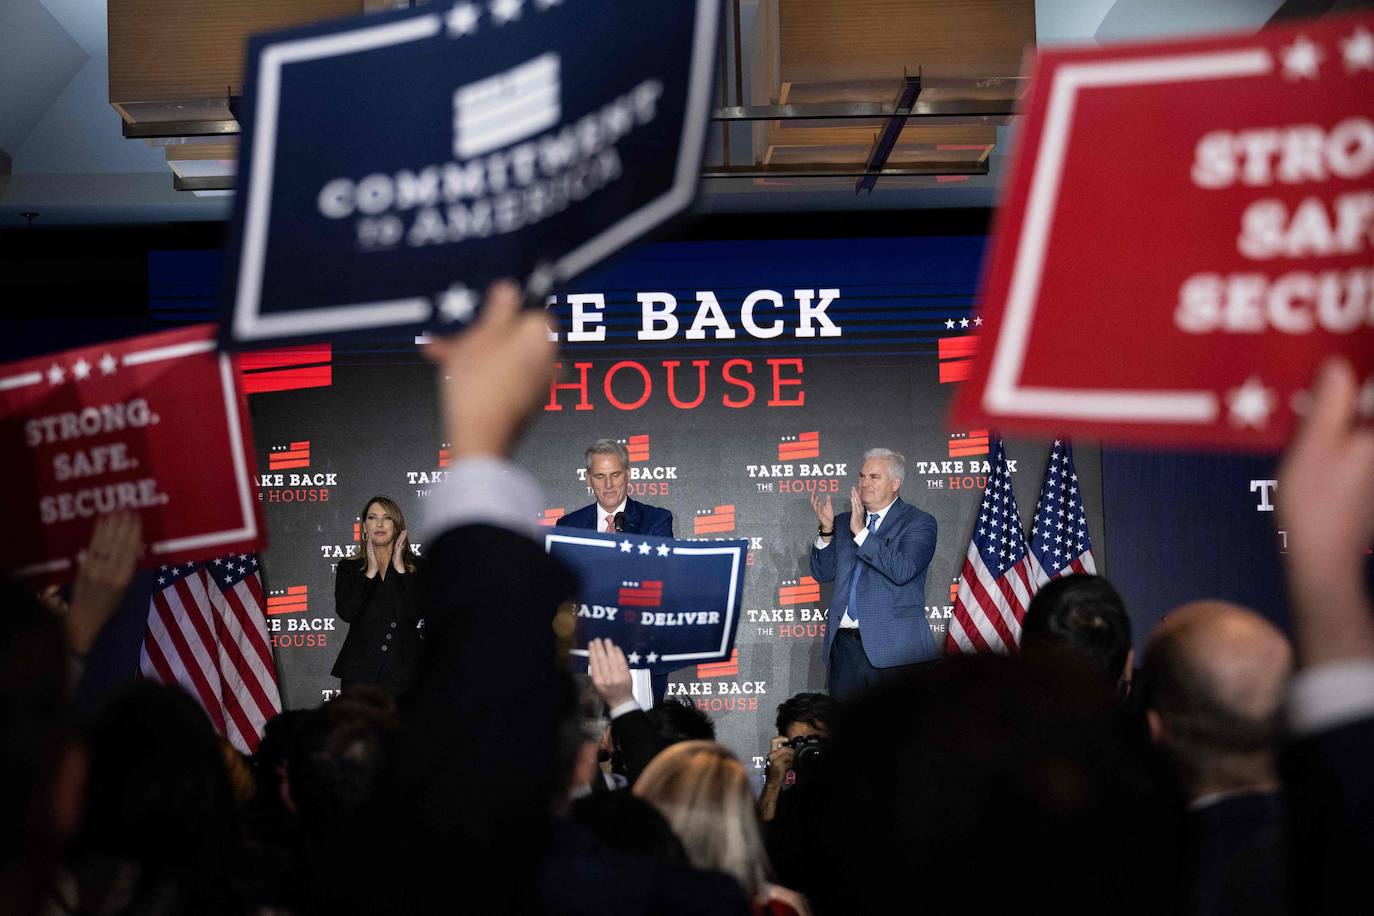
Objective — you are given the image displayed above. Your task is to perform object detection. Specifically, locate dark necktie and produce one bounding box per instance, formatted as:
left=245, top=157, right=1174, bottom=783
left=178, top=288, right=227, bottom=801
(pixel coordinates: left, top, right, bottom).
left=845, top=512, right=879, bottom=622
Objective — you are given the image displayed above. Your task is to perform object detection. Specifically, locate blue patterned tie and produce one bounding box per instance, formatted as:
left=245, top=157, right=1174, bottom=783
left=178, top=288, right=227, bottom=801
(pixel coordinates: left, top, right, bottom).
left=845, top=513, right=879, bottom=622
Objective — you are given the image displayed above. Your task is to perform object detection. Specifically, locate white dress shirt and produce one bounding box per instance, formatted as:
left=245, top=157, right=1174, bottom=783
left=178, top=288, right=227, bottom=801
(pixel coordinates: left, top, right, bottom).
left=815, top=498, right=896, bottom=629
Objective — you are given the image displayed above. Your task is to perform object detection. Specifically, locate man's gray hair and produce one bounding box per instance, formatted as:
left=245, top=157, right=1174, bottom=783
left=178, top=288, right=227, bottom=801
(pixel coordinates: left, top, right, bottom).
left=585, top=438, right=629, bottom=471
left=863, top=447, right=906, bottom=483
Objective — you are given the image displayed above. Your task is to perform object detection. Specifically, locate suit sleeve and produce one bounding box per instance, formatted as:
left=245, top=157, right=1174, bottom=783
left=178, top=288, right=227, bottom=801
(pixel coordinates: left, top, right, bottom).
left=855, top=511, right=937, bottom=586
left=810, top=513, right=846, bottom=583
left=388, top=555, right=425, bottom=623
left=610, top=708, right=662, bottom=785
left=648, top=509, right=673, bottom=538
left=334, top=562, right=376, bottom=623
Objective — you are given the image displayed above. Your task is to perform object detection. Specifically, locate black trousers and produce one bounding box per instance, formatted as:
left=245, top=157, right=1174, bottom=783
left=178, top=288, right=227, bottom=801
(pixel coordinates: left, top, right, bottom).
left=827, top=629, right=913, bottom=701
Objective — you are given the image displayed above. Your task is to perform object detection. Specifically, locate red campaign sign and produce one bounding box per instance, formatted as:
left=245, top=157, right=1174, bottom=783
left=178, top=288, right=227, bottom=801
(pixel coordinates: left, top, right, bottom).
left=954, top=13, right=1374, bottom=449
left=2, top=324, right=265, bottom=581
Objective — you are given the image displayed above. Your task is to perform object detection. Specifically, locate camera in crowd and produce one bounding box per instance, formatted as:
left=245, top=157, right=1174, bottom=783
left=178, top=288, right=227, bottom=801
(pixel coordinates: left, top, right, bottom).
left=784, top=733, right=830, bottom=781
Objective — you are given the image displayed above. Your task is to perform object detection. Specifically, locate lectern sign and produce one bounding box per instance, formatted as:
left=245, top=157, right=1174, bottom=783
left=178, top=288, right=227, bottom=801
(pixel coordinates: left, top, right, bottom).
left=954, top=12, right=1374, bottom=449
left=222, top=0, right=719, bottom=348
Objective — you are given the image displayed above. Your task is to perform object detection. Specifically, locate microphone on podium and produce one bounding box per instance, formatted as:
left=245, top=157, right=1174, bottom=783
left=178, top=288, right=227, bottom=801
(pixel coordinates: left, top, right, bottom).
left=613, top=512, right=626, bottom=533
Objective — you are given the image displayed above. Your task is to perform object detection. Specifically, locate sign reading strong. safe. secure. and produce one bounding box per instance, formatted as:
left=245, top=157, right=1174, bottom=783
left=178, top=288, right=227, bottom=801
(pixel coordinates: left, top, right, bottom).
left=221, top=0, right=719, bottom=348
left=954, top=12, right=1374, bottom=450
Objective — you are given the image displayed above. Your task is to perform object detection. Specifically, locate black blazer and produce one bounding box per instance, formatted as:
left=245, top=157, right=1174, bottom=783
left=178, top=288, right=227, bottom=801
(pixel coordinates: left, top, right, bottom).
left=555, top=497, right=674, bottom=537
left=330, top=554, right=426, bottom=695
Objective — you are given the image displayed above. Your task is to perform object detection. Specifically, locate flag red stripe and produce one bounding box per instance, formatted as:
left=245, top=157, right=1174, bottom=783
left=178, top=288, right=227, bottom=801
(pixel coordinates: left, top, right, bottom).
left=938, top=335, right=979, bottom=359
left=151, top=592, right=228, bottom=734
left=268, top=458, right=311, bottom=469
left=223, top=578, right=277, bottom=675
left=967, top=566, right=1021, bottom=651
left=207, top=604, right=267, bottom=752
left=141, top=624, right=179, bottom=686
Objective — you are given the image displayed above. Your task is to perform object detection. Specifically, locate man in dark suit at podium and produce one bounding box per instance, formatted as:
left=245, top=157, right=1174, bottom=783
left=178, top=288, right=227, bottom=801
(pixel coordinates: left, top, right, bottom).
left=557, top=439, right=673, bottom=538
left=558, top=438, right=674, bottom=704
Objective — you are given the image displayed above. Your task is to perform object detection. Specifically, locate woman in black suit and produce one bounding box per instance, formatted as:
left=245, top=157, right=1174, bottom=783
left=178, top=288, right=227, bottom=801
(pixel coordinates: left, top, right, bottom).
left=331, top=495, right=424, bottom=697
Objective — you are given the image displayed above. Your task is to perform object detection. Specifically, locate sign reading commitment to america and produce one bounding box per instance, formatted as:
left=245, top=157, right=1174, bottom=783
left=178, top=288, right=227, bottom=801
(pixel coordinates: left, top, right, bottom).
left=1, top=325, right=265, bottom=581
left=546, top=531, right=746, bottom=674
left=954, top=12, right=1374, bottom=449
left=222, top=0, right=719, bottom=347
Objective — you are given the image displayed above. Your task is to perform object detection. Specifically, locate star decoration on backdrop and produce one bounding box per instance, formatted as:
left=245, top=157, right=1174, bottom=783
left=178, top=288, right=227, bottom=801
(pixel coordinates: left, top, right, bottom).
left=959, top=318, right=970, bottom=328
left=446, top=2, right=480, bottom=36
left=72, top=358, right=90, bottom=380
left=47, top=363, right=64, bottom=385
left=1281, top=35, right=1322, bottom=79
left=637, top=542, right=652, bottom=555
left=945, top=319, right=955, bottom=329
left=99, top=353, right=117, bottom=375
left=489, top=0, right=521, bottom=25
left=646, top=651, right=659, bottom=664
left=1226, top=376, right=1276, bottom=429
left=619, top=539, right=633, bottom=553
left=626, top=651, right=641, bottom=665
left=656, top=544, right=671, bottom=557
left=974, top=316, right=984, bottom=326
left=438, top=283, right=477, bottom=322
left=1342, top=26, right=1374, bottom=72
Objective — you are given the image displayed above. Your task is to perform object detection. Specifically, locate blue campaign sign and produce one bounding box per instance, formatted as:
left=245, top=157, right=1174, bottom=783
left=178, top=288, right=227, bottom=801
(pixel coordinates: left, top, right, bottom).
left=222, top=0, right=719, bottom=347
left=545, top=530, right=747, bottom=674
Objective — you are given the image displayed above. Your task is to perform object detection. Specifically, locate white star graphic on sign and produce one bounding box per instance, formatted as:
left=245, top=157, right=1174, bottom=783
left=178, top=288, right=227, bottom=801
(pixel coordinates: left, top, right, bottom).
left=157, top=576, right=166, bottom=585
left=959, top=318, right=970, bottom=329
left=490, top=0, right=521, bottom=24
left=638, top=542, right=652, bottom=555
left=438, top=284, right=477, bottom=322
left=1226, top=376, right=1276, bottom=429
left=974, top=316, right=984, bottom=326
left=47, top=363, right=64, bottom=385
left=72, top=358, right=91, bottom=380
left=656, top=544, right=670, bottom=557
left=446, top=2, right=480, bottom=36
left=945, top=319, right=955, bottom=329
left=99, top=353, right=117, bottom=375
left=1359, top=377, right=1374, bottom=419
left=1342, top=26, right=1374, bottom=71
left=620, top=540, right=633, bottom=553
left=1281, top=36, right=1322, bottom=79
left=646, top=652, right=659, bottom=664
left=627, top=651, right=641, bottom=665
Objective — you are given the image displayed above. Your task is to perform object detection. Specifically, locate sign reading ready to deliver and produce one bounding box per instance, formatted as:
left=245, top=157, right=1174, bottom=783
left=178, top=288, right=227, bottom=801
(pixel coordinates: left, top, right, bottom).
left=222, top=0, right=720, bottom=348
left=954, top=12, right=1374, bottom=450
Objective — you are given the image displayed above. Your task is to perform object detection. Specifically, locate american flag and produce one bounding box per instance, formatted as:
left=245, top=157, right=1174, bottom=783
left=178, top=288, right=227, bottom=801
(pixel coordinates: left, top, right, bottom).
left=139, top=554, right=282, bottom=753
left=946, top=440, right=1035, bottom=655
left=1028, top=440, right=1097, bottom=586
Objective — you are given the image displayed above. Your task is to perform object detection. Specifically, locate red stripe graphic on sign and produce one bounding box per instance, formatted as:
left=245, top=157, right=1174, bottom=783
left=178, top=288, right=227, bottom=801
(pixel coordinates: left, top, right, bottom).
left=618, top=580, right=664, bottom=606
left=777, top=431, right=820, bottom=461
left=625, top=434, right=650, bottom=463
left=240, top=344, right=333, bottom=394
left=266, top=585, right=308, bottom=616
left=778, top=577, right=821, bottom=605
left=696, top=648, right=740, bottom=678
left=268, top=441, right=310, bottom=470
left=938, top=335, right=980, bottom=384
left=693, top=505, right=736, bottom=535
left=538, top=509, right=565, bottom=527
left=948, top=429, right=991, bottom=457
left=439, top=445, right=451, bottom=469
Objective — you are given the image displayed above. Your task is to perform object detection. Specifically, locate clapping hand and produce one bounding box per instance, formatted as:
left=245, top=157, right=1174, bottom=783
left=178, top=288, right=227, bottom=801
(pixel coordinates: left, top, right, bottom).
left=392, top=530, right=409, bottom=573
left=810, top=490, right=835, bottom=534
left=849, top=486, right=865, bottom=537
